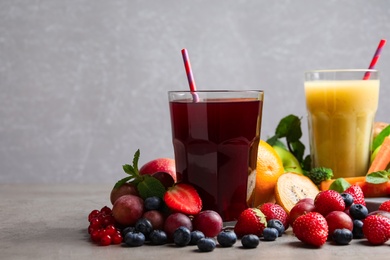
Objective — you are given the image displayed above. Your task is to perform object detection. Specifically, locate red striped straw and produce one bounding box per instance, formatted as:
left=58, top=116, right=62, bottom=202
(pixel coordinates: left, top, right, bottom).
left=181, top=49, right=199, bottom=102
left=363, top=39, right=386, bottom=80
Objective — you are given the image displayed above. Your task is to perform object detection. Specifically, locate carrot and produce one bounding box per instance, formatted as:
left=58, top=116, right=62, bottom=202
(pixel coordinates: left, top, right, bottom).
left=368, top=136, right=390, bottom=174
left=319, top=176, right=366, bottom=191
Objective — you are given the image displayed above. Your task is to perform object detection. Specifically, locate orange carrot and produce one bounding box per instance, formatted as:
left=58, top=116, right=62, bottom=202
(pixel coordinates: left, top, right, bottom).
left=368, top=136, right=390, bottom=174
left=319, top=176, right=366, bottom=191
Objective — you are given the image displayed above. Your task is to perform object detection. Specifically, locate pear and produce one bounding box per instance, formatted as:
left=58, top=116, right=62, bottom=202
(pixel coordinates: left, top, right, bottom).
left=272, top=146, right=303, bottom=174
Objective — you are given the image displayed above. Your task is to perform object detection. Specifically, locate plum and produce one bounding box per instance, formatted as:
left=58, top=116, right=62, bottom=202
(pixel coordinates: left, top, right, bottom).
left=325, top=211, right=353, bottom=237
left=143, top=210, right=165, bottom=230
left=192, top=210, right=223, bottom=238
left=110, top=183, right=139, bottom=205
left=112, top=195, right=144, bottom=226
left=163, top=213, right=192, bottom=240
left=289, top=201, right=315, bottom=226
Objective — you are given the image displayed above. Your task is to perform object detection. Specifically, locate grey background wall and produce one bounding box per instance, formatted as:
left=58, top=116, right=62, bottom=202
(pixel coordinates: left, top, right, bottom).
left=1, top=0, right=389, bottom=184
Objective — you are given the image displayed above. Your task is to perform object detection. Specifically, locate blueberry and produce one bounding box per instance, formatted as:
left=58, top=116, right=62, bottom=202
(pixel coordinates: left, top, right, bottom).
left=349, top=204, right=368, bottom=220
left=135, top=218, right=153, bottom=238
left=217, top=230, right=237, bottom=247
left=267, top=219, right=285, bottom=237
left=122, top=226, right=135, bottom=236
left=352, top=219, right=364, bottom=239
left=173, top=226, right=191, bottom=247
left=262, top=227, right=279, bottom=241
left=340, top=193, right=354, bottom=207
left=144, top=196, right=162, bottom=211
left=332, top=228, right=353, bottom=245
left=149, top=230, right=168, bottom=245
left=124, top=231, right=145, bottom=247
left=190, top=230, right=205, bottom=245
left=197, top=238, right=216, bottom=252
left=241, top=234, right=260, bottom=248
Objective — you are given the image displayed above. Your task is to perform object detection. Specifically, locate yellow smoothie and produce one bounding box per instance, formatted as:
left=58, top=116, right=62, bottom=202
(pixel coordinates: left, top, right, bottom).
left=305, top=79, right=380, bottom=178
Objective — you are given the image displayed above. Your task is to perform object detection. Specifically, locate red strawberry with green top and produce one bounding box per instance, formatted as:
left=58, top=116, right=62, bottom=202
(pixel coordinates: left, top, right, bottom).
left=379, top=200, right=390, bottom=212
left=293, top=212, right=328, bottom=247
left=234, top=208, right=267, bottom=238
left=258, top=202, right=289, bottom=230
left=314, top=190, right=345, bottom=216
left=163, top=183, right=202, bottom=215
left=344, top=184, right=366, bottom=206
left=363, top=214, right=390, bottom=245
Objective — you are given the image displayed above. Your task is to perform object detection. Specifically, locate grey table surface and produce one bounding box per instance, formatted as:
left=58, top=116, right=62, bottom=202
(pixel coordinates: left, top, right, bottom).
left=1, top=183, right=389, bottom=260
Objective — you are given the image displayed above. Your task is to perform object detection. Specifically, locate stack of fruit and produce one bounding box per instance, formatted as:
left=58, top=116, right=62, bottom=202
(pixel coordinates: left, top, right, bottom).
left=86, top=115, right=390, bottom=250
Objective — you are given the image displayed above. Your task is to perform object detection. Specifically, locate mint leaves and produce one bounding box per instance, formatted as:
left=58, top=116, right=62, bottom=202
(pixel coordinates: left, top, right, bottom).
left=366, top=171, right=390, bottom=184
left=114, top=149, right=166, bottom=199
left=267, top=114, right=311, bottom=171
left=329, top=178, right=351, bottom=193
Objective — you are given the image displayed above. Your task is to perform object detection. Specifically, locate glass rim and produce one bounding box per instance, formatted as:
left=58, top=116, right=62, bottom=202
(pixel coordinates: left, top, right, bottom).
left=168, top=90, right=264, bottom=93
left=304, top=69, right=378, bottom=74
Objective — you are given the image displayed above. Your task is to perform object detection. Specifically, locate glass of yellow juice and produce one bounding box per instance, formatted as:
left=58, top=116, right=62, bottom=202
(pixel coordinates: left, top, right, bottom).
left=304, top=70, right=380, bottom=178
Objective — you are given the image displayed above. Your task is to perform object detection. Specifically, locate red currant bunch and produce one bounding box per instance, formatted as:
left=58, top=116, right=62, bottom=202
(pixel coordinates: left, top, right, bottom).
left=88, top=206, right=123, bottom=246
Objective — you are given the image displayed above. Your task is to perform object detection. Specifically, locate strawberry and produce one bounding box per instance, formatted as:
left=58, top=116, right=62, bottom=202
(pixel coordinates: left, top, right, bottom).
left=362, top=214, right=390, bottom=245
left=314, top=190, right=345, bottom=216
left=379, top=200, right=390, bottom=212
left=344, top=184, right=366, bottom=206
left=292, top=212, right=328, bottom=247
left=163, top=183, right=202, bottom=215
left=234, top=208, right=267, bottom=238
left=258, top=202, right=289, bottom=230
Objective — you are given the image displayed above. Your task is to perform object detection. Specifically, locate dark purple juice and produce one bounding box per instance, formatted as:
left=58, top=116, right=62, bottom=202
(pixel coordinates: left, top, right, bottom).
left=169, top=98, right=262, bottom=221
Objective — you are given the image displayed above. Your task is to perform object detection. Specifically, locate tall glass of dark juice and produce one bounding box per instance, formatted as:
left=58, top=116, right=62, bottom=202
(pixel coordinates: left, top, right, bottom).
left=168, top=91, right=264, bottom=222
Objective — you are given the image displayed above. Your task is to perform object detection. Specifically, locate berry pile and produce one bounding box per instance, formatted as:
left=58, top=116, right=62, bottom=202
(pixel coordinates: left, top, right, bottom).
left=86, top=151, right=390, bottom=250
left=87, top=206, right=123, bottom=246
left=290, top=185, right=390, bottom=246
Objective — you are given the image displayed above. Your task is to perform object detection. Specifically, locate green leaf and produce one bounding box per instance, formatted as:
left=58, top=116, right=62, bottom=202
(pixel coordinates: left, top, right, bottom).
left=291, top=140, right=305, bottom=163
left=373, top=125, right=390, bottom=151
left=137, top=175, right=166, bottom=199
left=275, top=114, right=302, bottom=142
left=123, top=164, right=136, bottom=175
left=113, top=176, right=134, bottom=189
left=329, top=178, right=351, bottom=193
left=132, top=149, right=140, bottom=174
left=266, top=135, right=280, bottom=147
left=366, top=171, right=390, bottom=184
left=302, top=155, right=312, bottom=172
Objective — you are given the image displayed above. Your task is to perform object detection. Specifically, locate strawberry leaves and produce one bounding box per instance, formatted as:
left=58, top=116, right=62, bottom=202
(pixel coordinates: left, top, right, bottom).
left=114, top=149, right=166, bottom=199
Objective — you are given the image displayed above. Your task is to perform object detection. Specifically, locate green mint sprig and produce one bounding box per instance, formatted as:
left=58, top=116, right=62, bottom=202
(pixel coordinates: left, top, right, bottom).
left=266, top=114, right=311, bottom=171
left=113, top=149, right=166, bottom=199
left=366, top=170, right=390, bottom=184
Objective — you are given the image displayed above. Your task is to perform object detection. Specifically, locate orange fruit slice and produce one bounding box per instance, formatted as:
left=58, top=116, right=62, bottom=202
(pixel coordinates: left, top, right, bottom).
left=249, top=140, right=285, bottom=208
left=275, top=172, right=319, bottom=213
